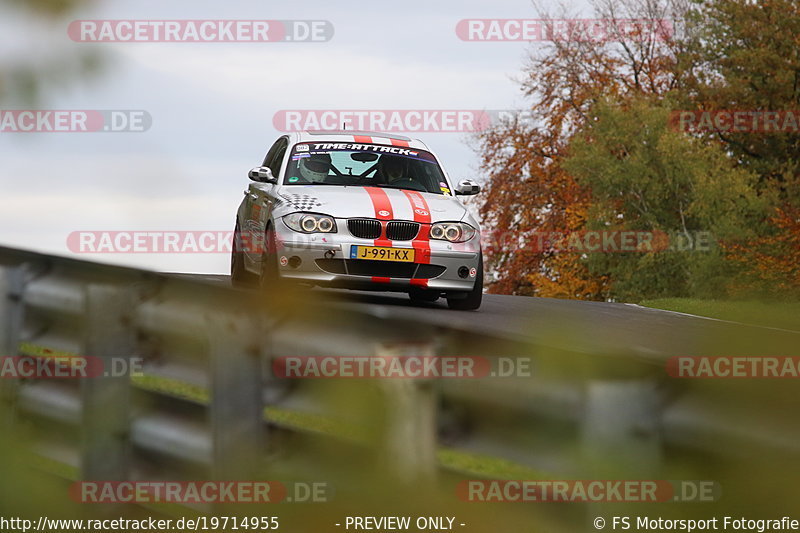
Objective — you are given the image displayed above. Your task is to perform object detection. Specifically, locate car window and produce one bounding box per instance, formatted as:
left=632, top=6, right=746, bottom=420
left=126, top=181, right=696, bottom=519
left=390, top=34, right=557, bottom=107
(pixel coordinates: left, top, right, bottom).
left=262, top=138, right=284, bottom=167
left=283, top=142, right=452, bottom=195
left=268, top=140, right=288, bottom=179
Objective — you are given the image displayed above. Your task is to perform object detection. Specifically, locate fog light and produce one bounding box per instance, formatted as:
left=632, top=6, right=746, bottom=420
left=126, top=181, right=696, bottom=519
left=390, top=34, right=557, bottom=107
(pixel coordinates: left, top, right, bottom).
left=288, top=256, right=302, bottom=269
left=458, top=266, right=469, bottom=278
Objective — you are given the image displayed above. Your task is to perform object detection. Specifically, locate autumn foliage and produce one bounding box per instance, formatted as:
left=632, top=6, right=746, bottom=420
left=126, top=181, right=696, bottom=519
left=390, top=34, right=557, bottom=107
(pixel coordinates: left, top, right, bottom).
left=477, top=0, right=800, bottom=300
left=724, top=207, right=800, bottom=297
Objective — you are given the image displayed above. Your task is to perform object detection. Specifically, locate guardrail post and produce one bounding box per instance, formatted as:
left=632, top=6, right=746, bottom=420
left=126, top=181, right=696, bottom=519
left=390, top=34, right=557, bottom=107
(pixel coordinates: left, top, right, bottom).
left=0, top=264, right=26, bottom=430
left=81, top=283, right=135, bottom=481
left=377, top=342, right=438, bottom=484
left=207, top=310, right=263, bottom=479
left=581, top=379, right=662, bottom=476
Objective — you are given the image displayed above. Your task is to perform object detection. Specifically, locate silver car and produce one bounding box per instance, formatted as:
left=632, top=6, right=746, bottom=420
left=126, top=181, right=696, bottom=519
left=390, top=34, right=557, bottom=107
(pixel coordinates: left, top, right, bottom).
left=232, top=130, right=483, bottom=310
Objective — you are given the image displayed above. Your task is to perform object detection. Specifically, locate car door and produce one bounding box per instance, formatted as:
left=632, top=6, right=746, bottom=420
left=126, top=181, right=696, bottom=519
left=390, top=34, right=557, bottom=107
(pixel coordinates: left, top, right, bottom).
left=244, top=137, right=288, bottom=265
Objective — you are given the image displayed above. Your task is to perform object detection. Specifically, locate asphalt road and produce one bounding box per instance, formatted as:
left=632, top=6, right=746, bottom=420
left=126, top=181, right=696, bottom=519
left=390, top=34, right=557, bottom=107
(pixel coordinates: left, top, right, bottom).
left=173, top=273, right=800, bottom=361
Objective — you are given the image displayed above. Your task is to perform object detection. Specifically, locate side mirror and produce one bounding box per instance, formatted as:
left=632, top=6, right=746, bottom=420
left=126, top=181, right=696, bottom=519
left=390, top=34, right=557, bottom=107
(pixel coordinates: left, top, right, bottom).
left=248, top=166, right=277, bottom=183
left=455, top=179, right=481, bottom=196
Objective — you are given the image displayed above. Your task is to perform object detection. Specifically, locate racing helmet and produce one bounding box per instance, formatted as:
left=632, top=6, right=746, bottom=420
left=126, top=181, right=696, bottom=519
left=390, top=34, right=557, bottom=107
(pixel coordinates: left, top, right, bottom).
left=378, top=155, right=405, bottom=182
left=299, top=153, right=331, bottom=183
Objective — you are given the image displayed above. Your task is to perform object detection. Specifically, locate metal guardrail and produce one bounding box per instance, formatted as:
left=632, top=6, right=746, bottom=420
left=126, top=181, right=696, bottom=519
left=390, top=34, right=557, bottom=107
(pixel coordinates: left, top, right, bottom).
left=0, top=247, right=450, bottom=484
left=1, top=245, right=800, bottom=516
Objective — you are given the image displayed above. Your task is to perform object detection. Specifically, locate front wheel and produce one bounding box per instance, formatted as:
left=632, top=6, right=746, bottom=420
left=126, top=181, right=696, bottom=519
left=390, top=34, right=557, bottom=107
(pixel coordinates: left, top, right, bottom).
left=259, top=224, right=280, bottom=290
left=446, top=253, right=483, bottom=311
left=231, top=220, right=257, bottom=288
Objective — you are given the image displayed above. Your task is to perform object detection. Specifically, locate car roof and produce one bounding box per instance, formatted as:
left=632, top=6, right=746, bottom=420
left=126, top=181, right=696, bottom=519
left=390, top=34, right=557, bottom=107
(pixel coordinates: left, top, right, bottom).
left=292, top=130, right=430, bottom=151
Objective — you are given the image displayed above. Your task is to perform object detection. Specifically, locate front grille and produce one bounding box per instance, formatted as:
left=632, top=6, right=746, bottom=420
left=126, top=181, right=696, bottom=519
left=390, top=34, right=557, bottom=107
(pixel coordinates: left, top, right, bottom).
left=347, top=218, right=420, bottom=241
left=347, top=219, right=381, bottom=239
left=387, top=221, right=420, bottom=241
left=315, top=259, right=446, bottom=279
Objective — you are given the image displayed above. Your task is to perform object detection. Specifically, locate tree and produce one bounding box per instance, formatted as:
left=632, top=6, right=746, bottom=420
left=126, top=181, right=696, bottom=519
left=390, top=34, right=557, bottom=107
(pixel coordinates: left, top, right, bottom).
left=680, top=0, right=800, bottom=204
left=564, top=96, right=764, bottom=300
left=477, top=0, right=800, bottom=299
left=724, top=206, right=800, bottom=298
left=678, top=0, right=800, bottom=296
left=477, top=0, right=691, bottom=298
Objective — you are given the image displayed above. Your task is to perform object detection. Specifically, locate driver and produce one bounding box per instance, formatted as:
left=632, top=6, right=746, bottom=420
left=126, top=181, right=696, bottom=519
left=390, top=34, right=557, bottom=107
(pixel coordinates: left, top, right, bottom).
left=297, top=153, right=332, bottom=183
left=378, top=155, right=406, bottom=183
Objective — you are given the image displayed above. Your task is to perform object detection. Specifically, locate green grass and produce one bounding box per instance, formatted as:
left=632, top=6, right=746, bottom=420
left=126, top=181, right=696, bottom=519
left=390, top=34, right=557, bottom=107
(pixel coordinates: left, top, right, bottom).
left=133, top=374, right=209, bottom=402
left=639, top=298, right=800, bottom=332
left=437, top=448, right=550, bottom=479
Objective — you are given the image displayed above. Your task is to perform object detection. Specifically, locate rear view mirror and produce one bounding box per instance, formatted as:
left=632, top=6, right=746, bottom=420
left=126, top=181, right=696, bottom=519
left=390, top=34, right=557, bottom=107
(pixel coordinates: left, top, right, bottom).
left=455, top=179, right=481, bottom=196
left=351, top=152, right=379, bottom=162
left=248, top=166, right=277, bottom=183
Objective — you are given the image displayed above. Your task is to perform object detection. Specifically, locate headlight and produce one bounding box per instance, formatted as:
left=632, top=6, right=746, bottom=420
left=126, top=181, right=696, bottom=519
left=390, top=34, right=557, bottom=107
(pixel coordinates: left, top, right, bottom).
left=429, top=222, right=476, bottom=243
left=283, top=213, right=337, bottom=234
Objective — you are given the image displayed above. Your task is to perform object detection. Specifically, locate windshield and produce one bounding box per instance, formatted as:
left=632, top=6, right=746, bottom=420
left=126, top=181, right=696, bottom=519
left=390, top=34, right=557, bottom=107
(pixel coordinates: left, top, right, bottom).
left=284, top=142, right=453, bottom=195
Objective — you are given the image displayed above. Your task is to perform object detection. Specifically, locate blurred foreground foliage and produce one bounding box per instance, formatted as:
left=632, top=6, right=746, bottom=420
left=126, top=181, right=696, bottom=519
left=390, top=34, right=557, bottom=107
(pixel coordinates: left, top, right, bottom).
left=0, top=0, right=102, bottom=104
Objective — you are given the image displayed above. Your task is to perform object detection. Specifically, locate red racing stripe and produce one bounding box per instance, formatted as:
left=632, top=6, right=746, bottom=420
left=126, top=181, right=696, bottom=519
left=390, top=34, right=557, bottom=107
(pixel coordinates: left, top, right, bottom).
left=401, top=190, right=431, bottom=264
left=390, top=138, right=410, bottom=147
left=364, top=188, right=395, bottom=285
left=410, top=278, right=429, bottom=288
left=353, top=135, right=372, bottom=143
left=364, top=187, right=393, bottom=247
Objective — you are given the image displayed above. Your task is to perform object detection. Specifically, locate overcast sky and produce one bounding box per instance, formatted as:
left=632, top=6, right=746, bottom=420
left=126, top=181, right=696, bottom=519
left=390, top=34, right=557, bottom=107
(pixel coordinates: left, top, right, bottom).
left=0, top=0, right=591, bottom=273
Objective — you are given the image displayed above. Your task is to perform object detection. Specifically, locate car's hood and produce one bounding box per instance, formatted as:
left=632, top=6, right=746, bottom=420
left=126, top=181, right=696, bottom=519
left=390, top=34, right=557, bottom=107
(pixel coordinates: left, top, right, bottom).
left=274, top=185, right=469, bottom=223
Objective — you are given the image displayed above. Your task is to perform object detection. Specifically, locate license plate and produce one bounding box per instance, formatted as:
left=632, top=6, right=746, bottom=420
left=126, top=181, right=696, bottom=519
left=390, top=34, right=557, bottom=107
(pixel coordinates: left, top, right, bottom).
left=350, top=245, right=415, bottom=262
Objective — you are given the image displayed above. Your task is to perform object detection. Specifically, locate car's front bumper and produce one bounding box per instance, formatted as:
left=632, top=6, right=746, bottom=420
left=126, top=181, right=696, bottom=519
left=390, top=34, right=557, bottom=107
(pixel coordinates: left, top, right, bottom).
left=272, top=219, right=481, bottom=293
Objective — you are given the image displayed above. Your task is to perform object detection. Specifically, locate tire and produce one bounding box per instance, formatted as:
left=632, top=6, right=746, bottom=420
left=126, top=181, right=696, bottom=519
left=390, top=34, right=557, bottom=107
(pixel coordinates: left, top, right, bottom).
left=446, top=253, right=483, bottom=311
left=231, top=220, right=257, bottom=288
left=409, top=289, right=440, bottom=303
left=259, top=224, right=280, bottom=290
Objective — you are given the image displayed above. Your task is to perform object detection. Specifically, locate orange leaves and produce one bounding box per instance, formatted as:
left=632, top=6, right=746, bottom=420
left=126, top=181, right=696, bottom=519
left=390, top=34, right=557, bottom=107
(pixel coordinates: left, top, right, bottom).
left=724, top=207, right=800, bottom=297
left=477, top=2, right=682, bottom=299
